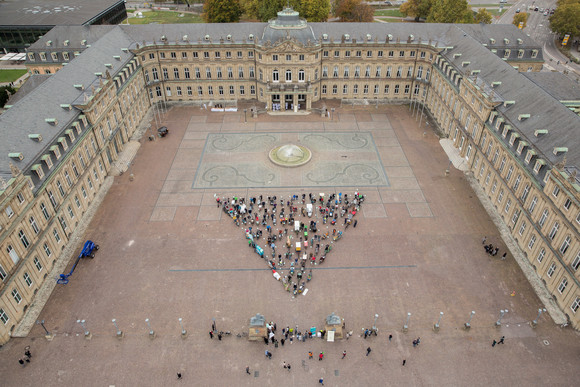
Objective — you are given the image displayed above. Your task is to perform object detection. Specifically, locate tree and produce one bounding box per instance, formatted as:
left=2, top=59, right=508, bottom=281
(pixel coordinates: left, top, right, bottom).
left=299, top=0, right=331, bottom=22
left=512, top=12, right=529, bottom=29
left=241, top=0, right=330, bottom=22
left=400, top=0, right=433, bottom=21
left=474, top=8, right=493, bottom=24
left=550, top=3, right=580, bottom=37
left=203, top=0, right=242, bottom=23
left=335, top=0, right=374, bottom=22
left=0, top=86, right=16, bottom=108
left=427, top=0, right=473, bottom=23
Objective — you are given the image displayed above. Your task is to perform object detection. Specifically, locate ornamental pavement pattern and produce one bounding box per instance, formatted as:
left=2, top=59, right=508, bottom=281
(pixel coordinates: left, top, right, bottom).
left=150, top=111, right=432, bottom=222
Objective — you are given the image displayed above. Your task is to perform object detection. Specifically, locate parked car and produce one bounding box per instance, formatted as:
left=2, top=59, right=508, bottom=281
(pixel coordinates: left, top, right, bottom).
left=515, top=8, right=520, bottom=13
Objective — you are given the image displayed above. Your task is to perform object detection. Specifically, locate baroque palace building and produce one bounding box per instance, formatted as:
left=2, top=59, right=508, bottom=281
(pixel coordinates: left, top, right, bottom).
left=1, top=8, right=579, bottom=344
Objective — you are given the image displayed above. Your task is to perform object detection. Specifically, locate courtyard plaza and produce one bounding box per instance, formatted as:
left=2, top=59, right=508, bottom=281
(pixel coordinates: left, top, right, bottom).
left=0, top=104, right=577, bottom=386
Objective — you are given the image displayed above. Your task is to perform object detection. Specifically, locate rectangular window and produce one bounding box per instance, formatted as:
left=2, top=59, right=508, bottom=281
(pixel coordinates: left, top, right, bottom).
left=559, top=236, right=571, bottom=255
left=572, top=252, right=580, bottom=271
left=504, top=199, right=511, bottom=214
left=539, top=209, right=548, bottom=227
left=548, top=222, right=559, bottom=240
left=571, top=297, right=580, bottom=314
left=519, top=221, right=526, bottom=236
left=563, top=198, right=572, bottom=211
left=537, top=249, right=545, bottom=263
left=558, top=278, right=568, bottom=293
left=528, top=235, right=536, bottom=249
left=19, top=230, right=30, bottom=248
left=0, top=264, right=7, bottom=281
left=497, top=189, right=504, bottom=203
left=0, top=309, right=8, bottom=324
left=44, top=243, right=52, bottom=257
left=552, top=186, right=560, bottom=197
left=53, top=228, right=61, bottom=243
left=547, top=262, right=556, bottom=277
left=34, top=256, right=43, bottom=271
left=11, top=289, right=22, bottom=304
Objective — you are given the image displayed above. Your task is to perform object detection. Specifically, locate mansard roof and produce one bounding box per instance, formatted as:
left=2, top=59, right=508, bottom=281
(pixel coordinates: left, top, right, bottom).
left=0, top=27, right=135, bottom=180
left=441, top=26, right=580, bottom=172
left=3, top=15, right=578, bottom=180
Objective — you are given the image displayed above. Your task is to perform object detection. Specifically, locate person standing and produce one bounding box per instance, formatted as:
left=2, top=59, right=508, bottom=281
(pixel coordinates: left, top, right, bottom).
left=209, top=331, right=213, bottom=339
left=388, top=334, right=393, bottom=342
left=319, top=352, right=324, bottom=361
left=309, top=351, right=313, bottom=359
left=366, top=347, right=372, bottom=356
left=402, top=359, right=406, bottom=366
left=501, top=252, right=507, bottom=260
left=492, top=339, right=497, bottom=347
left=246, top=366, right=251, bottom=375
left=498, top=336, right=505, bottom=344
left=319, top=378, right=324, bottom=385
left=342, top=350, right=347, bottom=359
left=177, top=372, right=182, bottom=380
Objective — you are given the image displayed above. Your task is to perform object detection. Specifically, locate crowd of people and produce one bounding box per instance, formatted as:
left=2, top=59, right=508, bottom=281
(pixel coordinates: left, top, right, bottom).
left=216, top=191, right=365, bottom=296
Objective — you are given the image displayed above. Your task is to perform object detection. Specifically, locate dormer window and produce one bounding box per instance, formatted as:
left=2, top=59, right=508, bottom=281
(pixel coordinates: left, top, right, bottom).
left=502, top=126, right=509, bottom=138
left=504, top=49, right=510, bottom=58
left=50, top=145, right=61, bottom=159
left=533, top=159, right=545, bottom=174
left=518, top=50, right=524, bottom=58
left=531, top=49, right=538, bottom=58
left=525, top=149, right=535, bottom=164
left=41, top=154, right=53, bottom=169
left=509, top=132, right=519, bottom=146
left=517, top=141, right=527, bottom=155
left=32, top=164, right=44, bottom=179
left=58, top=137, right=68, bottom=151
left=66, top=129, right=75, bottom=142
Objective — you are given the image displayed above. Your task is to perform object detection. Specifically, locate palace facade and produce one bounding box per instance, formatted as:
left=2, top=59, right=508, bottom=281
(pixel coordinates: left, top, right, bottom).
left=1, top=9, right=579, bottom=344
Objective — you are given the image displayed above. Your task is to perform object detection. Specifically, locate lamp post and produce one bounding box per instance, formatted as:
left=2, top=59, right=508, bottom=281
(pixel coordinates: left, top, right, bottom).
left=212, top=318, right=217, bottom=333
left=37, top=319, right=54, bottom=341
left=112, top=318, right=123, bottom=338
left=403, top=312, right=411, bottom=333
left=464, top=311, right=475, bottom=330
left=244, top=108, right=247, bottom=123
left=434, top=312, right=444, bottom=332
left=532, top=308, right=547, bottom=327
left=77, top=319, right=91, bottom=339
left=496, top=309, right=508, bottom=326
left=331, top=108, right=335, bottom=121
left=145, top=318, right=156, bottom=338
left=179, top=317, right=187, bottom=338
left=372, top=314, right=379, bottom=333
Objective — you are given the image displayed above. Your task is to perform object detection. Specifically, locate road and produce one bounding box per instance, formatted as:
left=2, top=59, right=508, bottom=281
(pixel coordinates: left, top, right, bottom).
left=495, top=0, right=580, bottom=78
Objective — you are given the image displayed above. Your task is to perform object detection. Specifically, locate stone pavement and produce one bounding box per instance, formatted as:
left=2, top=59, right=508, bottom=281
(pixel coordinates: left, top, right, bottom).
left=0, top=104, right=577, bottom=386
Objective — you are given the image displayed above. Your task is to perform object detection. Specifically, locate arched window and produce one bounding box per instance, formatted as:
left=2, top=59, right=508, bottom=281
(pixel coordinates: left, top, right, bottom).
left=298, top=69, right=305, bottom=82
left=272, top=69, right=279, bottom=82
left=285, top=69, right=292, bottom=82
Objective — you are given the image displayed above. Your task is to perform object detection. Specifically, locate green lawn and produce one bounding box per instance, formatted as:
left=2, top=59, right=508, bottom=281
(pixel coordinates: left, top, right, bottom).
left=487, top=8, right=504, bottom=16
left=126, top=10, right=203, bottom=24
left=0, top=69, right=27, bottom=83
left=375, top=9, right=405, bottom=17
left=375, top=17, right=407, bottom=23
